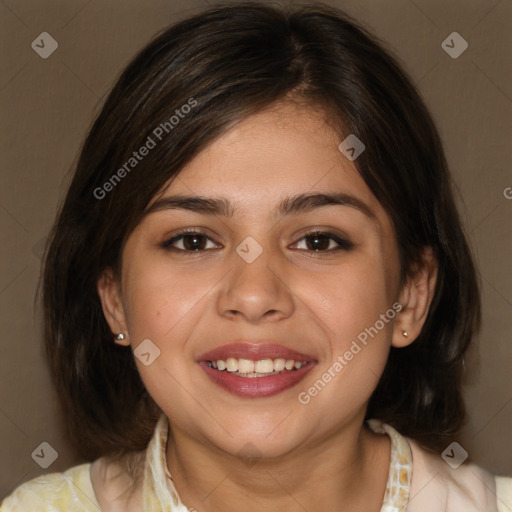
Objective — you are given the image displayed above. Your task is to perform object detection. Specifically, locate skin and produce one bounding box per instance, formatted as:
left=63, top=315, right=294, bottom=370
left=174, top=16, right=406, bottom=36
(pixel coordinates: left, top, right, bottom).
left=98, top=101, right=437, bottom=512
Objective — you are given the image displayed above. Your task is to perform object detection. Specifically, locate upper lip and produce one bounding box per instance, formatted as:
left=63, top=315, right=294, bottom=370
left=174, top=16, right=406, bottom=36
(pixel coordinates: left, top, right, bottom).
left=197, top=342, right=316, bottom=362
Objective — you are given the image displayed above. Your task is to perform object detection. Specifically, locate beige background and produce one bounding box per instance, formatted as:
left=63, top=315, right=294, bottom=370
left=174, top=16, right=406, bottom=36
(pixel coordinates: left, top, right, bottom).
left=1, top=0, right=511, bottom=499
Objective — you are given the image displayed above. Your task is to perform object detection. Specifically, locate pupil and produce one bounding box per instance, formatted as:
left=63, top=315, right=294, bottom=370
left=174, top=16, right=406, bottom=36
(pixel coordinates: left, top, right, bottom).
left=184, top=234, right=204, bottom=251
left=307, top=234, right=329, bottom=251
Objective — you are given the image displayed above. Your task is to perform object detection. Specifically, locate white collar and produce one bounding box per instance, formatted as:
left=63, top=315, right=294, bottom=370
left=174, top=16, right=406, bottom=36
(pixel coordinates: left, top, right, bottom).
left=141, top=414, right=413, bottom=511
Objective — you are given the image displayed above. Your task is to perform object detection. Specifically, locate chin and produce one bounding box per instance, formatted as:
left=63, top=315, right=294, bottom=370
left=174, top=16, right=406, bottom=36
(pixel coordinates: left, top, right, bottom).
left=207, top=417, right=306, bottom=461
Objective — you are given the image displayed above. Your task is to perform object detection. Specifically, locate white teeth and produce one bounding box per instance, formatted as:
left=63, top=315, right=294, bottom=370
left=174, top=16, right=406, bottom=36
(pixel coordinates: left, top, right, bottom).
left=254, top=359, right=274, bottom=373
left=238, top=358, right=255, bottom=373
left=226, top=358, right=238, bottom=372
left=273, top=358, right=286, bottom=371
left=207, top=357, right=308, bottom=375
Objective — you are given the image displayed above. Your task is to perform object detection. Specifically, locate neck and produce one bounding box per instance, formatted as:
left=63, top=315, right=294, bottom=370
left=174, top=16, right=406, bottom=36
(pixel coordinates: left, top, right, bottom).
left=165, top=414, right=390, bottom=512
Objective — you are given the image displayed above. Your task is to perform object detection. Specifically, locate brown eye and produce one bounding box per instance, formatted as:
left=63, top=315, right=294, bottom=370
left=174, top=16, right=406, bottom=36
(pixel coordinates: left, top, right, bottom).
left=181, top=233, right=207, bottom=251
left=161, top=230, right=219, bottom=252
left=294, top=231, right=354, bottom=252
left=304, top=233, right=331, bottom=251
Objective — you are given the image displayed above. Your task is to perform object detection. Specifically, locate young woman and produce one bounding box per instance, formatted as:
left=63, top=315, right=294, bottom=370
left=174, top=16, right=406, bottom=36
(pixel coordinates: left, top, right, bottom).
left=2, top=2, right=511, bottom=511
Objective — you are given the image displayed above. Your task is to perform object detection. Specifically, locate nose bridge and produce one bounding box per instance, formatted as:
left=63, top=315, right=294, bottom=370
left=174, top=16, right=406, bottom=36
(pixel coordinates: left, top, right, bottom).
left=217, top=235, right=294, bottom=322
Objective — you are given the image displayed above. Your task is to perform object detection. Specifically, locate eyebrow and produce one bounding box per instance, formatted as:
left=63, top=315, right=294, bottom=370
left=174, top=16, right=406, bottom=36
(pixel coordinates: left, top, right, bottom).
left=143, top=191, right=376, bottom=220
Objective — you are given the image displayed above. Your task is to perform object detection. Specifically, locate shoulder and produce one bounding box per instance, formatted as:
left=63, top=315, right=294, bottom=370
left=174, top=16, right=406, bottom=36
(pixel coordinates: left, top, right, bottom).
left=0, top=463, right=99, bottom=512
left=496, top=476, right=512, bottom=512
left=407, top=438, right=512, bottom=512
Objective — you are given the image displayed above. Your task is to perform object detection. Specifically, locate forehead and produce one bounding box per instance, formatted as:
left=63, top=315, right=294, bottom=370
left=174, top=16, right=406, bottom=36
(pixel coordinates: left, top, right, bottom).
left=148, top=101, right=389, bottom=226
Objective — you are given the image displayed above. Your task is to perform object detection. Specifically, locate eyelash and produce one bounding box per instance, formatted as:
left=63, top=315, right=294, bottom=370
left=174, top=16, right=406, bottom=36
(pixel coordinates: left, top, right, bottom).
left=160, top=228, right=354, bottom=255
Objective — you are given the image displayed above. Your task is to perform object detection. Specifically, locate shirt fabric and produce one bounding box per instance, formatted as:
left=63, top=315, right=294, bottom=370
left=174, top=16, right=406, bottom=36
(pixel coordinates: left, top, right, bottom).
left=2, top=414, right=511, bottom=511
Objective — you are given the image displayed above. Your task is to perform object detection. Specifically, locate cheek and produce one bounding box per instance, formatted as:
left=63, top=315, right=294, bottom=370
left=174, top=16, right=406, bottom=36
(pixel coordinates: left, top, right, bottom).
left=120, top=259, right=212, bottom=420
left=295, top=245, right=397, bottom=409
left=296, top=262, right=394, bottom=418
left=305, top=254, right=396, bottom=345
left=121, top=256, right=208, bottom=342
left=120, top=253, right=219, bottom=389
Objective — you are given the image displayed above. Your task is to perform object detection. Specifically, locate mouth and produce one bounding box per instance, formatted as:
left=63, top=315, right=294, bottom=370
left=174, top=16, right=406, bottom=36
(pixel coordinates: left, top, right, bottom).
left=205, top=357, right=310, bottom=376
left=197, top=343, right=317, bottom=398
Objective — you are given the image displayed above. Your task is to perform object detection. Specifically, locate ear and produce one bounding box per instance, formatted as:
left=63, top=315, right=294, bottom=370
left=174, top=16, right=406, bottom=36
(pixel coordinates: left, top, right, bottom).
left=392, top=247, right=438, bottom=348
left=97, top=268, right=130, bottom=346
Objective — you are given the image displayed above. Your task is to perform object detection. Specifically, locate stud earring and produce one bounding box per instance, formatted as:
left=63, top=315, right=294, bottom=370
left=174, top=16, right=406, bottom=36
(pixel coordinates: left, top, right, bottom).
left=116, top=333, right=126, bottom=341
left=401, top=330, right=408, bottom=337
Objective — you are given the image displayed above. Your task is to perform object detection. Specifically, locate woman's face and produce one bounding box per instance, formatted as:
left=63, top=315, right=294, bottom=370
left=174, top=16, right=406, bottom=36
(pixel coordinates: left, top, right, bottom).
left=103, top=102, right=409, bottom=458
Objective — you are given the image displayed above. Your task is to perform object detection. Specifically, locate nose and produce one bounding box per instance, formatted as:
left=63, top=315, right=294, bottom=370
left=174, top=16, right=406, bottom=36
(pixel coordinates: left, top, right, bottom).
left=216, top=242, right=295, bottom=324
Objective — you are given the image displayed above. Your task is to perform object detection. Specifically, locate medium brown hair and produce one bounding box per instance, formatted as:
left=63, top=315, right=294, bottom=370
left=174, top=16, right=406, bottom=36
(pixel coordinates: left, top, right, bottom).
left=42, top=1, right=480, bottom=462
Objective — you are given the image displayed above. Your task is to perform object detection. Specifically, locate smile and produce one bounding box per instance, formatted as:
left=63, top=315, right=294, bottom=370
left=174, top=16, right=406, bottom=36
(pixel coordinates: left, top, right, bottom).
left=197, top=342, right=317, bottom=397
left=206, top=357, right=308, bottom=376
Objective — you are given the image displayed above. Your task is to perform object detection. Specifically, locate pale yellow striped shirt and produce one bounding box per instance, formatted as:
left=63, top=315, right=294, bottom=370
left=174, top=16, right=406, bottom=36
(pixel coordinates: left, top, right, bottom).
left=2, top=415, right=511, bottom=511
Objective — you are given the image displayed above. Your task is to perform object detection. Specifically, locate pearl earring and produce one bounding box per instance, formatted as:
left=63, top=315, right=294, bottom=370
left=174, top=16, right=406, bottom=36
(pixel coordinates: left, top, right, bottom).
left=401, top=330, right=408, bottom=337
left=116, top=333, right=126, bottom=341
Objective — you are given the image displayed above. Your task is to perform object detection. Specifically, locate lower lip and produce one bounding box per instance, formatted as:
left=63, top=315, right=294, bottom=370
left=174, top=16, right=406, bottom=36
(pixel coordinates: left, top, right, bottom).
left=198, top=361, right=316, bottom=398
